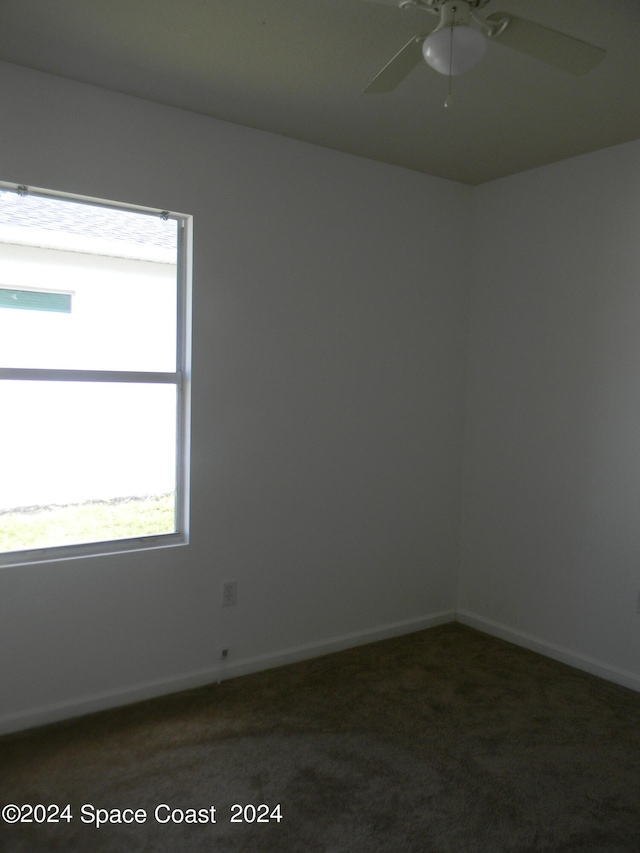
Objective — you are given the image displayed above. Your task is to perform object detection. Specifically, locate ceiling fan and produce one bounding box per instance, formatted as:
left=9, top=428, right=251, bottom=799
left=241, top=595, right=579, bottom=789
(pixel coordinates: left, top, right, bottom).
left=364, top=0, right=606, bottom=93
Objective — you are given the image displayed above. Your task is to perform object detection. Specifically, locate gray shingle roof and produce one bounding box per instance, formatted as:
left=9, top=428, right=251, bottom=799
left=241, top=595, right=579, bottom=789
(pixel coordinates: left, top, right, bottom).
left=0, top=190, right=177, bottom=250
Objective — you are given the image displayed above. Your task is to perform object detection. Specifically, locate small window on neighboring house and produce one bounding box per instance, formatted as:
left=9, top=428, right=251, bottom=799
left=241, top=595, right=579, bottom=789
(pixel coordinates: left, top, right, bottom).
left=0, top=288, right=72, bottom=313
left=0, top=185, right=191, bottom=565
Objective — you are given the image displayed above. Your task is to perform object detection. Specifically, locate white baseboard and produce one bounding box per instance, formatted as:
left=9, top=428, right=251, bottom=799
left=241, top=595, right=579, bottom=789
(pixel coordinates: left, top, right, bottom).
left=0, top=610, right=455, bottom=736
left=456, top=610, right=640, bottom=693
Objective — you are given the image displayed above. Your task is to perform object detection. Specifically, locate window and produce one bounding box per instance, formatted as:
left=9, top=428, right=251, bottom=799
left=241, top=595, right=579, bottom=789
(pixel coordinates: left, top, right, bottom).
left=0, top=288, right=72, bottom=313
left=0, top=185, right=191, bottom=565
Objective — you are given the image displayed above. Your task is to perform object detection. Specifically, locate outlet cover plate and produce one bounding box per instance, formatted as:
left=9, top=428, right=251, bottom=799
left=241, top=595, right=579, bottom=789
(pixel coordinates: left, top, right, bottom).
left=222, top=580, right=238, bottom=607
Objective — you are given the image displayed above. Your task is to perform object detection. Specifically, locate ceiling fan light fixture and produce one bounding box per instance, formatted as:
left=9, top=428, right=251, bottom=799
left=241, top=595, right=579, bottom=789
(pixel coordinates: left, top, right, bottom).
left=422, top=24, right=486, bottom=76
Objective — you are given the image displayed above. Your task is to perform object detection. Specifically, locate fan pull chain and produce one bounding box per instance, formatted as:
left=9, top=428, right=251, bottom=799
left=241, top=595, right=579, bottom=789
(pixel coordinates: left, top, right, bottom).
left=444, top=7, right=455, bottom=108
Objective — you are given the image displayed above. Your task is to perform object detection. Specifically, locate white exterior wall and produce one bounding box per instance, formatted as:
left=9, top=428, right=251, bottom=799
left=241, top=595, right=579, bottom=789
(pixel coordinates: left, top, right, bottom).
left=0, top=241, right=177, bottom=508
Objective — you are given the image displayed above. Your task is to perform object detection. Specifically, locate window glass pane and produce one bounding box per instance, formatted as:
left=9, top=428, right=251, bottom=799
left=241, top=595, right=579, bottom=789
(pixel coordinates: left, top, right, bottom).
left=0, top=191, right=178, bottom=372
left=0, top=381, right=177, bottom=553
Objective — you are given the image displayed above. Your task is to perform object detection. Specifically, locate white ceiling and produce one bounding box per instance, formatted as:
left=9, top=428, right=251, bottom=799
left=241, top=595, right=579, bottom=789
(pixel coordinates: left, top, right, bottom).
left=0, top=0, right=638, bottom=184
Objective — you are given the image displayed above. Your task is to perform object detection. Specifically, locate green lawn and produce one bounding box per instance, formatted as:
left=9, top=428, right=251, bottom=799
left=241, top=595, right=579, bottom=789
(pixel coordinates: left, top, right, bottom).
left=0, top=494, right=175, bottom=553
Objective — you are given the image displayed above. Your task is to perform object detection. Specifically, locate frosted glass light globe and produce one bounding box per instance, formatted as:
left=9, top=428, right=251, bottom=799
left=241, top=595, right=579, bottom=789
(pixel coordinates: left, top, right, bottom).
left=422, top=25, right=486, bottom=76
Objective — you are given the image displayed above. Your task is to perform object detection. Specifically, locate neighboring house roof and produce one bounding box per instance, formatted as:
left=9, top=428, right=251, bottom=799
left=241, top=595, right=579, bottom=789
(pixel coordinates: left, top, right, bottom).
left=0, top=190, right=177, bottom=258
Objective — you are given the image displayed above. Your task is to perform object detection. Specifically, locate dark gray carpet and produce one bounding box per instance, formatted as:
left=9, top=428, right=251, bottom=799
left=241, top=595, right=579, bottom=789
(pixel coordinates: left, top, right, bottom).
left=1, top=623, right=639, bottom=852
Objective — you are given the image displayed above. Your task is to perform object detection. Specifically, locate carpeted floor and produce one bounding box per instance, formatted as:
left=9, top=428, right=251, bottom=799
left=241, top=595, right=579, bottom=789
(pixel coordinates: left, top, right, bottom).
left=1, top=623, right=639, bottom=852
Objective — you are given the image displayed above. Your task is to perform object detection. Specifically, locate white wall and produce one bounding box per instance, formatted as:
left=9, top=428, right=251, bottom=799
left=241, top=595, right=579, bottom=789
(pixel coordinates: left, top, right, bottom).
left=0, top=242, right=177, bottom=510
left=0, top=63, right=469, bottom=733
left=459, top=140, right=640, bottom=690
left=3, top=62, right=637, bottom=735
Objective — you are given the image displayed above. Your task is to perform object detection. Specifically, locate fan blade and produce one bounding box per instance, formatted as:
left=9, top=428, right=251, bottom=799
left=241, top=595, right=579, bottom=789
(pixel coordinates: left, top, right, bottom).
left=485, top=12, right=606, bottom=75
left=363, top=34, right=426, bottom=93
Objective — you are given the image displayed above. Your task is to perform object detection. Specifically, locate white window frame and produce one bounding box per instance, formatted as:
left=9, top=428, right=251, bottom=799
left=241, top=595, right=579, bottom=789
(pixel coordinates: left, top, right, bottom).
left=0, top=184, right=191, bottom=567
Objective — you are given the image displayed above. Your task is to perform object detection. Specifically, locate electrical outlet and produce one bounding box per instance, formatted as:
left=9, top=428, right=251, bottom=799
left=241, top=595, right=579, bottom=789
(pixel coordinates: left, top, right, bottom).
left=222, top=580, right=237, bottom=607
left=219, top=646, right=229, bottom=660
